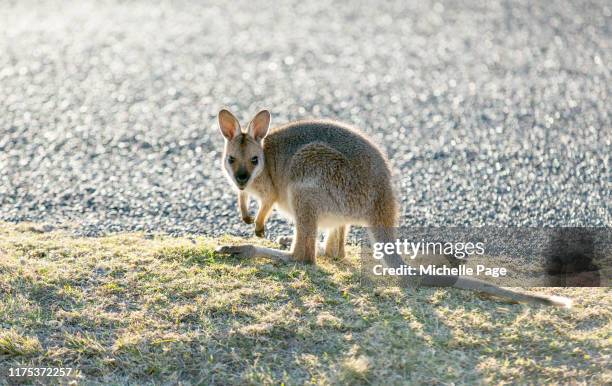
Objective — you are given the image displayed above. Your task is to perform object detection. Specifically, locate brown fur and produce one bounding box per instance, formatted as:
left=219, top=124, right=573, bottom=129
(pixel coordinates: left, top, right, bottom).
left=216, top=109, right=572, bottom=308
left=223, top=117, right=397, bottom=263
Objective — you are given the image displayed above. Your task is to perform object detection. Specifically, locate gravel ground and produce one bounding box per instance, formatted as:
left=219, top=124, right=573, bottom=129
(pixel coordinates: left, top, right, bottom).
left=0, top=0, right=609, bottom=238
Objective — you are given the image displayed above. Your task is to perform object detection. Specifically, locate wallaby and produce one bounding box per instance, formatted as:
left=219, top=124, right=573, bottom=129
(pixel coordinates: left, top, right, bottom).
left=216, top=109, right=572, bottom=308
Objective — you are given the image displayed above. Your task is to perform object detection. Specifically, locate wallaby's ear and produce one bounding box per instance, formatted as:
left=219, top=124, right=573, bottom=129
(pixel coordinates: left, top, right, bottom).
left=218, top=109, right=240, bottom=140
left=248, top=110, right=271, bottom=141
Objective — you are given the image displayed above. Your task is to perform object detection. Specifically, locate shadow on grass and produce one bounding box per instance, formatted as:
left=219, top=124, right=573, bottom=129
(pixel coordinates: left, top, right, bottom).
left=1, top=234, right=606, bottom=385
left=213, top=253, right=602, bottom=384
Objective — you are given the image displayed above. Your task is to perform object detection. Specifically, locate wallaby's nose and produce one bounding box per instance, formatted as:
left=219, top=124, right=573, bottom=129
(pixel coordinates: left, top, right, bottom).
left=235, top=169, right=249, bottom=185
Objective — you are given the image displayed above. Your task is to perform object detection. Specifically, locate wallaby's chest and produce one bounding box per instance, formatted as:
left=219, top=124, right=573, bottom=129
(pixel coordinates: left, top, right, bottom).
left=246, top=181, right=295, bottom=221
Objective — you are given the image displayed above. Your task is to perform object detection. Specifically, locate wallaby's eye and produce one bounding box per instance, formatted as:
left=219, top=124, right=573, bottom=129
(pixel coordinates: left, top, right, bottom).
left=227, top=156, right=235, bottom=164
left=251, top=156, right=259, bottom=165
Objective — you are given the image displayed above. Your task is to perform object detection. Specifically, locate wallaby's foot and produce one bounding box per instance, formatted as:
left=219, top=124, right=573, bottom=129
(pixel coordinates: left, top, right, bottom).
left=324, top=226, right=347, bottom=259
left=276, top=236, right=293, bottom=249
left=217, top=244, right=293, bottom=263
left=324, top=245, right=345, bottom=259
left=255, top=225, right=265, bottom=238
left=242, top=215, right=254, bottom=224
left=216, top=245, right=255, bottom=258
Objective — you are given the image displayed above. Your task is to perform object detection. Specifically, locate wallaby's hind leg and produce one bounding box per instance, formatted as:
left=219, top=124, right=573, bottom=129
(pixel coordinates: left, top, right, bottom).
left=282, top=225, right=347, bottom=258
left=291, top=217, right=318, bottom=263
left=324, top=226, right=347, bottom=258
left=290, top=189, right=318, bottom=264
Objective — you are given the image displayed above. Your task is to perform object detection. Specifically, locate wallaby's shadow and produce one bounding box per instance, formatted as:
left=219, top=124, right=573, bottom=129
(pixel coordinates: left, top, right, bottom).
left=226, top=246, right=601, bottom=384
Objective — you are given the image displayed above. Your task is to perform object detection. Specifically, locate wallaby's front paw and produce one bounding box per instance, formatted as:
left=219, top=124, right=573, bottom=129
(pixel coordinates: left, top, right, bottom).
left=255, top=226, right=265, bottom=238
left=216, top=245, right=255, bottom=258
left=242, top=215, right=254, bottom=224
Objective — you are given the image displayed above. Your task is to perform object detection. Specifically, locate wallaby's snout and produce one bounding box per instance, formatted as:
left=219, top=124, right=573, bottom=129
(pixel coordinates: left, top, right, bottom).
left=234, top=167, right=250, bottom=189
left=218, top=108, right=270, bottom=191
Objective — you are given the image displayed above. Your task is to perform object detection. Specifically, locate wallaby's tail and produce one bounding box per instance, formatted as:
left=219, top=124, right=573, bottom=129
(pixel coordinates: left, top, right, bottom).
left=368, top=225, right=573, bottom=308
left=424, top=275, right=573, bottom=308
left=402, top=259, right=573, bottom=308
left=367, top=197, right=572, bottom=308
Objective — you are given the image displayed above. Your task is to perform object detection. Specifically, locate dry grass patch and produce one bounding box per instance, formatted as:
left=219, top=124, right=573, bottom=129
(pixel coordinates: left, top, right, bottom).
left=0, top=222, right=610, bottom=385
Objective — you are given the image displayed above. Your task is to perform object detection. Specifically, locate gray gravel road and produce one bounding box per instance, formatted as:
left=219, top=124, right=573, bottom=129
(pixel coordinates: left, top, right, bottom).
left=0, top=0, right=610, bottom=237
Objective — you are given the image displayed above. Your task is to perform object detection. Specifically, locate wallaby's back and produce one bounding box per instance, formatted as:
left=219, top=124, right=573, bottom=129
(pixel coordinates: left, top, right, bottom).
left=261, top=120, right=399, bottom=227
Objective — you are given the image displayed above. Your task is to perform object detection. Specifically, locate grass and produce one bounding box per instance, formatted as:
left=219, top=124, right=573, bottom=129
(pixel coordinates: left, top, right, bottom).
left=0, top=222, right=610, bottom=385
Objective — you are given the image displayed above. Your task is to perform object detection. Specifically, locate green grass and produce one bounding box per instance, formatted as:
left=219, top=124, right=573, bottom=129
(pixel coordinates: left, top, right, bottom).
left=0, top=222, right=610, bottom=385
